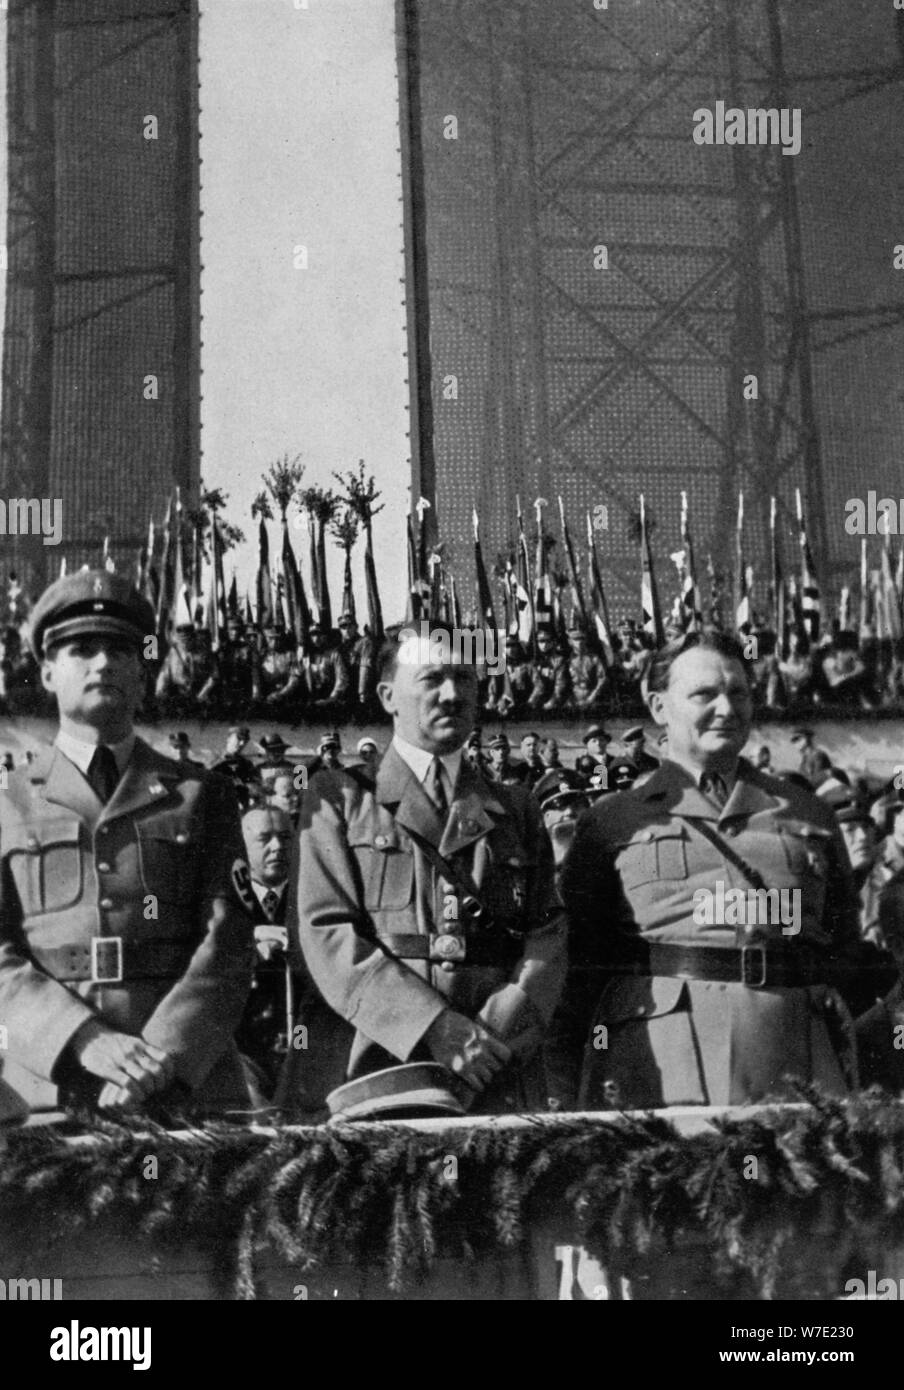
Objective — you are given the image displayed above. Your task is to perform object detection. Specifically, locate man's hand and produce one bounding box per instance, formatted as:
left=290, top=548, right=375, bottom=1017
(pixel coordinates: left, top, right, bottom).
left=70, top=1019, right=174, bottom=1101
left=423, top=1011, right=511, bottom=1092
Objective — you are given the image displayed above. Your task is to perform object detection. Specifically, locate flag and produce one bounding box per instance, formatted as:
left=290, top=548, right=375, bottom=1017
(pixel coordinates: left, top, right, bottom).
left=155, top=494, right=174, bottom=638
left=770, top=497, right=786, bottom=658
left=639, top=493, right=664, bottom=645
left=679, top=491, right=702, bottom=633
left=102, top=536, right=115, bottom=574
left=796, top=488, right=821, bottom=644
left=406, top=512, right=428, bottom=622
left=585, top=511, right=614, bottom=665
left=734, top=493, right=750, bottom=632
left=557, top=496, right=588, bottom=633
left=363, top=511, right=384, bottom=641
left=281, top=520, right=311, bottom=650
left=205, top=516, right=228, bottom=651
left=227, top=570, right=238, bottom=619
left=859, top=537, right=871, bottom=642
left=880, top=533, right=902, bottom=642
left=515, top=496, right=537, bottom=653
left=473, top=509, right=497, bottom=629
left=533, top=497, right=554, bottom=636
left=256, top=515, right=273, bottom=628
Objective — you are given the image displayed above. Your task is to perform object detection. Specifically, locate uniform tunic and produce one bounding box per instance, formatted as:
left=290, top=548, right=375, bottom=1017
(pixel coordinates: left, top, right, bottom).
left=557, top=758, right=862, bottom=1109
left=0, top=739, right=256, bottom=1111
left=276, top=746, right=567, bottom=1117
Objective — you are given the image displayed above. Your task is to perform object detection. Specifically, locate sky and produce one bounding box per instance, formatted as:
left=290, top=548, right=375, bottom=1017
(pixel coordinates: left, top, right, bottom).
left=198, top=0, right=410, bottom=621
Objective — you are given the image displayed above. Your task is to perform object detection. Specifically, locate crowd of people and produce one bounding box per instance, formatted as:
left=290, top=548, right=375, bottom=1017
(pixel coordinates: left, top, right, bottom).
left=1, top=603, right=902, bottom=725
left=3, top=567, right=904, bottom=1148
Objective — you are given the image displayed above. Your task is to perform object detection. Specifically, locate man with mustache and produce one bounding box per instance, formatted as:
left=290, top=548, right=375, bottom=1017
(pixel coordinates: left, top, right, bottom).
left=557, top=630, right=865, bottom=1112
left=0, top=570, right=256, bottom=1115
left=277, top=622, right=567, bottom=1119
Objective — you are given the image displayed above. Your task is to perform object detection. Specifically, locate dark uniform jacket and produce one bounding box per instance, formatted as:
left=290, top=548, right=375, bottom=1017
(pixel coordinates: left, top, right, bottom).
left=0, top=739, right=256, bottom=1111
left=276, top=746, right=567, bottom=1117
left=556, top=757, right=863, bottom=1110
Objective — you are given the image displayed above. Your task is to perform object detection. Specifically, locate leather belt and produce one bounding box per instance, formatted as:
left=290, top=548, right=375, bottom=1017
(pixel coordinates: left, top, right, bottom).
left=608, top=941, right=829, bottom=990
left=33, top=938, right=198, bottom=984
left=377, top=932, right=517, bottom=967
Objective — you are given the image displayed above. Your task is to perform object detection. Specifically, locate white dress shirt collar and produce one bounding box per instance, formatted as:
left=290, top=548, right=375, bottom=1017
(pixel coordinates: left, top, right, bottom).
left=391, top=734, right=463, bottom=801
left=55, top=729, right=136, bottom=779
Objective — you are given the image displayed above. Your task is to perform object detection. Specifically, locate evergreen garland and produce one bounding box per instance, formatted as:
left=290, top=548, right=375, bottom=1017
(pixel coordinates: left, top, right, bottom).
left=3, top=1089, right=904, bottom=1298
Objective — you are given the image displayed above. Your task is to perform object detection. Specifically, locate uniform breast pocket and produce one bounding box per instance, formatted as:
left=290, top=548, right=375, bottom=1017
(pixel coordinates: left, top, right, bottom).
left=137, top=824, right=197, bottom=905
left=349, top=834, right=415, bottom=911
left=615, top=828, right=688, bottom=889
left=6, top=817, right=83, bottom=915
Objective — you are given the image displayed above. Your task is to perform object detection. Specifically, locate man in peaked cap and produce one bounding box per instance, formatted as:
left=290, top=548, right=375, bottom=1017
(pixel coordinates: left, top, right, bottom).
left=0, top=570, right=255, bottom=1115
left=620, top=725, right=659, bottom=776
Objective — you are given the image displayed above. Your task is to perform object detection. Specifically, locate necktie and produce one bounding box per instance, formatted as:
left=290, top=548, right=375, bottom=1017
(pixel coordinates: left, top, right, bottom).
left=700, top=772, right=728, bottom=809
left=424, top=758, right=449, bottom=816
left=88, top=745, right=120, bottom=803
left=262, top=888, right=280, bottom=921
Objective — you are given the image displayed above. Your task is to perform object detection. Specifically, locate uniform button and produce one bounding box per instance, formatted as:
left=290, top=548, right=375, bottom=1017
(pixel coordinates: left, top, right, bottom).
left=723, top=826, right=738, bottom=838
left=98, top=826, right=110, bottom=836
left=99, top=897, right=114, bottom=910
left=97, top=862, right=111, bottom=874
left=639, top=829, right=654, bottom=842
left=175, top=833, right=188, bottom=845
left=374, top=834, right=388, bottom=848
left=439, top=961, right=456, bottom=973
left=26, top=838, right=39, bottom=853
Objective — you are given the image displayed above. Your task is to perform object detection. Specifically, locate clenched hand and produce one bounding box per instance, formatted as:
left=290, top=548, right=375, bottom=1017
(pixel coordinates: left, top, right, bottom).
left=423, top=1010, right=511, bottom=1092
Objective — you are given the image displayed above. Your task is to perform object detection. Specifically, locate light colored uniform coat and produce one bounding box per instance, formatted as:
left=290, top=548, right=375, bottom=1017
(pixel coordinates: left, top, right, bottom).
left=558, top=758, right=861, bottom=1109
left=0, top=739, right=255, bottom=1111
left=276, top=746, right=566, bottom=1116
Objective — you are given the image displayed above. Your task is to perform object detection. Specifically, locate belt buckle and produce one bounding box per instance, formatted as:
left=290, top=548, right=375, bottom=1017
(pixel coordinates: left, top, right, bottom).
left=741, top=944, right=767, bottom=989
left=430, top=933, right=466, bottom=963
left=91, top=937, right=123, bottom=985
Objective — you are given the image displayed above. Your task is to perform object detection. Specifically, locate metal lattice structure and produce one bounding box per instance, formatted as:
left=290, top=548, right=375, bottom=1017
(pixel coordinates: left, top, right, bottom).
left=403, top=0, right=904, bottom=616
left=1, top=0, right=200, bottom=594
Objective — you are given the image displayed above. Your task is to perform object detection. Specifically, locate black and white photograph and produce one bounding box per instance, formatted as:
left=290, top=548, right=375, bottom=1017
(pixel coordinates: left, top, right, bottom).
left=0, top=0, right=904, bottom=1338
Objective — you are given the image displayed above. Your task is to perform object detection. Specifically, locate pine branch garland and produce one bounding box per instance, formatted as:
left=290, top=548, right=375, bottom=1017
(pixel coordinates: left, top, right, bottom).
left=7, top=1095, right=904, bottom=1297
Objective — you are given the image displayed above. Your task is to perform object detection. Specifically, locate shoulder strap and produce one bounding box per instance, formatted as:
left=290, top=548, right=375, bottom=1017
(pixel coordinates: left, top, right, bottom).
left=403, top=825, right=492, bottom=923
left=680, top=815, right=770, bottom=894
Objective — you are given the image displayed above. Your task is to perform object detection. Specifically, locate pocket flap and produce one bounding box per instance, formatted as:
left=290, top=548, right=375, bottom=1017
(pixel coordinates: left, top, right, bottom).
left=602, top=973, right=688, bottom=1023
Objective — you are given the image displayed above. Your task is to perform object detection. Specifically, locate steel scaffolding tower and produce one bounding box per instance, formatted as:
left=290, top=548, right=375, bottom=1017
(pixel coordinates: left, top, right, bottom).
left=0, top=0, right=200, bottom=593
left=404, top=0, right=904, bottom=611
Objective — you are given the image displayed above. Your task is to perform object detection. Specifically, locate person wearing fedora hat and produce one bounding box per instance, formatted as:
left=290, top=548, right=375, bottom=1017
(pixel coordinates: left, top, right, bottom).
left=167, top=731, right=204, bottom=771
left=580, top=725, right=612, bottom=771
left=276, top=621, right=566, bottom=1120
left=257, top=733, right=293, bottom=792
left=0, top=570, right=256, bottom=1115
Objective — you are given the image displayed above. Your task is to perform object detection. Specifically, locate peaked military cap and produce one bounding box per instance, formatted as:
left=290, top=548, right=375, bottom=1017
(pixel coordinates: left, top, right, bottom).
left=29, top=569, right=155, bottom=658
left=488, top=734, right=510, bottom=750
left=582, top=724, right=610, bottom=745
left=622, top=725, right=646, bottom=743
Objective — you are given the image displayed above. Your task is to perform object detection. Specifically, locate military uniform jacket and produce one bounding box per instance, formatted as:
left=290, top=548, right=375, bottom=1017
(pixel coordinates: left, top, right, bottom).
left=556, top=757, right=862, bottom=1109
left=0, top=739, right=256, bottom=1110
left=276, top=746, right=567, bottom=1115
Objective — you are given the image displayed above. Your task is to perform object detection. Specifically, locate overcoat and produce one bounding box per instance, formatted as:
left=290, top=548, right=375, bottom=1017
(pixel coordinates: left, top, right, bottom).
left=276, top=746, right=566, bottom=1117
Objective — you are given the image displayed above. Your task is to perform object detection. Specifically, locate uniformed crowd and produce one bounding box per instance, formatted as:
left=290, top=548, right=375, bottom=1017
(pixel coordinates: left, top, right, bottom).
left=2, top=570, right=904, bottom=1132
left=2, top=603, right=903, bottom=725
